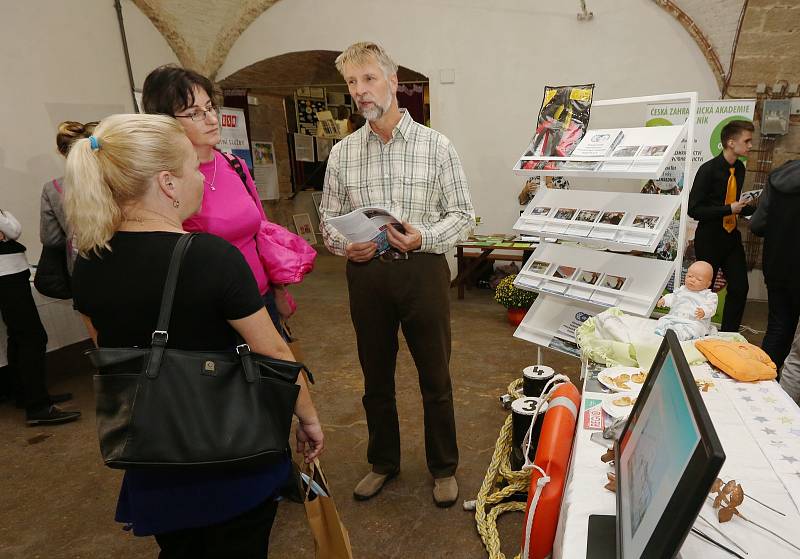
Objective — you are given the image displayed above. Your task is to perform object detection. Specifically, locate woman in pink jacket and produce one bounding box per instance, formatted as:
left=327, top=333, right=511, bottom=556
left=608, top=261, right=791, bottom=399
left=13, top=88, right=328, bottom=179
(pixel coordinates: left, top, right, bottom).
left=142, top=66, right=315, bottom=337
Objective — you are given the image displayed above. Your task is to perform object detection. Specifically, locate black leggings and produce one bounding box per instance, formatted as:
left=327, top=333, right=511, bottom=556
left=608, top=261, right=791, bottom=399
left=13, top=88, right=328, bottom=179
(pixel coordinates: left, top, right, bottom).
left=0, top=270, right=49, bottom=410
left=155, top=499, right=279, bottom=559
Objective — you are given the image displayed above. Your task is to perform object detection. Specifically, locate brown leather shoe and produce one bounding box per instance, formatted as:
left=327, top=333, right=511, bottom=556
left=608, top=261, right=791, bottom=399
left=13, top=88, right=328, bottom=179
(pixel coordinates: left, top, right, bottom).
left=353, top=470, right=398, bottom=501
left=433, top=476, right=459, bottom=508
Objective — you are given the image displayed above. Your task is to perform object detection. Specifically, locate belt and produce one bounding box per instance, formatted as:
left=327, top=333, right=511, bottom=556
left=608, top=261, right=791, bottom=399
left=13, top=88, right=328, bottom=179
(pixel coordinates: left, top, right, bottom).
left=377, top=250, right=410, bottom=262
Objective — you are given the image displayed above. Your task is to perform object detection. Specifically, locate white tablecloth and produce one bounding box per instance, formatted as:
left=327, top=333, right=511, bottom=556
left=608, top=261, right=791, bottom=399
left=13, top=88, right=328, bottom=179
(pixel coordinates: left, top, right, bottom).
left=0, top=279, right=88, bottom=367
left=554, top=363, right=800, bottom=558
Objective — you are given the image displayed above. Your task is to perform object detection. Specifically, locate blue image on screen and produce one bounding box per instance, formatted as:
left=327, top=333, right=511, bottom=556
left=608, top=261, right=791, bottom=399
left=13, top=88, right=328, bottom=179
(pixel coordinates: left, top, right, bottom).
left=620, top=353, right=701, bottom=557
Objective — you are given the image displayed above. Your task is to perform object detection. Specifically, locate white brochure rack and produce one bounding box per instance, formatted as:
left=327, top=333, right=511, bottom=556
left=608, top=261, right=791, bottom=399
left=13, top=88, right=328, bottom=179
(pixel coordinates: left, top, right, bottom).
left=510, top=91, right=699, bottom=357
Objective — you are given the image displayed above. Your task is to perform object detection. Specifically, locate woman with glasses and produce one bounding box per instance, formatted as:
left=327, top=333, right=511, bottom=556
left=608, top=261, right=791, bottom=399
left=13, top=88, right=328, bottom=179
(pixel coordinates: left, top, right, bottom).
left=142, top=65, right=314, bottom=339
left=65, top=113, right=323, bottom=556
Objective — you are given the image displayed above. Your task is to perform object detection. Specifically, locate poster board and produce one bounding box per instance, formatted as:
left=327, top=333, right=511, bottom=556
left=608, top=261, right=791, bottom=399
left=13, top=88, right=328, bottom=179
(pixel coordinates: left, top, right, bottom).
left=217, top=107, right=252, bottom=170
left=252, top=140, right=279, bottom=200
left=294, top=133, right=315, bottom=162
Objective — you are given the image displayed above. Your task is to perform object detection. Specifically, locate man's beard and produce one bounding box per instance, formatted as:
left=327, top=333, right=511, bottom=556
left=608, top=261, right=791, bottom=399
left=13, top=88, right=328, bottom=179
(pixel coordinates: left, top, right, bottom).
left=359, top=89, right=393, bottom=121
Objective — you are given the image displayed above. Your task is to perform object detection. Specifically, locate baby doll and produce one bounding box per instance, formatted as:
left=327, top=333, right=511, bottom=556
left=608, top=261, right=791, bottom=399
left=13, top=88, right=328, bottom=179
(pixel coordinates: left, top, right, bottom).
left=654, top=261, right=718, bottom=341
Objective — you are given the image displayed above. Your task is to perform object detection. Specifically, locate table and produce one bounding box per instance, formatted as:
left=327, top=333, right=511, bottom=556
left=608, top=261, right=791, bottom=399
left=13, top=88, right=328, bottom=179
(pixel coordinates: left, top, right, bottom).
left=553, top=362, right=800, bottom=558
left=451, top=236, right=536, bottom=299
left=0, top=276, right=88, bottom=367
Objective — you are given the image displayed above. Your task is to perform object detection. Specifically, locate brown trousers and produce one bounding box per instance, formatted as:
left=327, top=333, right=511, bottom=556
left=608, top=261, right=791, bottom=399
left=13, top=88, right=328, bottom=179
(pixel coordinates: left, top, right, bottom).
left=346, top=253, right=458, bottom=478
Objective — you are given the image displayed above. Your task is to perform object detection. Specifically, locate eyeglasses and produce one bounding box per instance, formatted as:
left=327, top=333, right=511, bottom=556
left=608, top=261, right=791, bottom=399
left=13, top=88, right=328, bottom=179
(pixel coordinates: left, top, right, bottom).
left=174, top=105, right=218, bottom=122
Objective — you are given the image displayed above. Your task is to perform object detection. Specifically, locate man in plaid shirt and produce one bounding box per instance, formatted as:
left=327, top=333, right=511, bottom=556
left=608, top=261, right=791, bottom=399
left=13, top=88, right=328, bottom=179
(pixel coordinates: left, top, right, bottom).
left=321, top=42, right=474, bottom=508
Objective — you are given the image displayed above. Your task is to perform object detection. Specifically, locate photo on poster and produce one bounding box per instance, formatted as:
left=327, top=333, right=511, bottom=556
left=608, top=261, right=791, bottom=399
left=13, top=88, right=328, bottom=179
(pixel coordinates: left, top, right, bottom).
left=553, top=207, right=577, bottom=221
left=292, top=213, right=316, bottom=245
left=589, top=211, right=626, bottom=240
left=529, top=206, right=553, bottom=218
left=602, top=144, right=641, bottom=172
left=566, top=209, right=600, bottom=236
left=567, top=268, right=602, bottom=300
left=527, top=259, right=552, bottom=275
left=543, top=265, right=577, bottom=294
left=641, top=144, right=668, bottom=157
left=544, top=207, right=577, bottom=234
left=591, top=273, right=629, bottom=305
left=560, top=160, right=601, bottom=172
left=613, top=145, right=641, bottom=158
left=621, top=214, right=661, bottom=245
left=632, top=214, right=661, bottom=229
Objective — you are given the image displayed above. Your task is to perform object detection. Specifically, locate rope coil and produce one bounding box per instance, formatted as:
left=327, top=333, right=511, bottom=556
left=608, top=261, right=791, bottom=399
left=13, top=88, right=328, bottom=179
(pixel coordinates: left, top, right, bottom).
left=474, top=375, right=570, bottom=559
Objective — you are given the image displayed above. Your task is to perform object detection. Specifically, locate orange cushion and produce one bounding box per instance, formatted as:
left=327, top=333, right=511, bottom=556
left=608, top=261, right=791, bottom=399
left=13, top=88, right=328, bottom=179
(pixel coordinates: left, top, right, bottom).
left=694, top=339, right=777, bottom=382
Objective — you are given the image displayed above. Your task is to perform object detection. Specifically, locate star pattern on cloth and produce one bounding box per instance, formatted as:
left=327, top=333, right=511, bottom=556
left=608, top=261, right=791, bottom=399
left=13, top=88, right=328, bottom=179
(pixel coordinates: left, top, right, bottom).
left=763, top=427, right=777, bottom=435
left=759, top=387, right=770, bottom=393
left=753, top=416, right=769, bottom=423
left=780, top=455, right=798, bottom=464
left=770, top=440, right=786, bottom=447
left=777, top=407, right=787, bottom=413
left=742, top=396, right=754, bottom=402
left=763, top=396, right=777, bottom=404
left=794, top=471, right=800, bottom=480
left=736, top=387, right=748, bottom=392
left=779, top=416, right=795, bottom=425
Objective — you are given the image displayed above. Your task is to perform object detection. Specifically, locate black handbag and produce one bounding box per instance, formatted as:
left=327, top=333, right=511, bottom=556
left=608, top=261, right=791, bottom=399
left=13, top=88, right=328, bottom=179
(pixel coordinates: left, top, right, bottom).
left=34, top=245, right=72, bottom=299
left=87, top=233, right=312, bottom=470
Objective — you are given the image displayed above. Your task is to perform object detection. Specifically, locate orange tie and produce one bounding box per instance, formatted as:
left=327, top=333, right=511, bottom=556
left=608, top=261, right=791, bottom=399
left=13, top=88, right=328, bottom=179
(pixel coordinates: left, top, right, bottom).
left=723, top=167, right=737, bottom=233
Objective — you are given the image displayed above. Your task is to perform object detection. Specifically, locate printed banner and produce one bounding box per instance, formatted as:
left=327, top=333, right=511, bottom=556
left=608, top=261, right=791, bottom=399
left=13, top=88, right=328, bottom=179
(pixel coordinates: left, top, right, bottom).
left=645, top=100, right=756, bottom=193
left=217, top=107, right=253, bottom=171
left=645, top=100, right=755, bottom=288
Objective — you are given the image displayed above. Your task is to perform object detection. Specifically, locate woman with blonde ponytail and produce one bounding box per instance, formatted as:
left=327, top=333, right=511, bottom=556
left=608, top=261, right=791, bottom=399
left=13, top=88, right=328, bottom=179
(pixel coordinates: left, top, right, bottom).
left=66, top=113, right=323, bottom=557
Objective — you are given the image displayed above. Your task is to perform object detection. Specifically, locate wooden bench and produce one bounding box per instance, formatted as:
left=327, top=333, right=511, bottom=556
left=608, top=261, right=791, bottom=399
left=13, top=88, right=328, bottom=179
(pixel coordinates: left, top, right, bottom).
left=451, top=240, right=535, bottom=299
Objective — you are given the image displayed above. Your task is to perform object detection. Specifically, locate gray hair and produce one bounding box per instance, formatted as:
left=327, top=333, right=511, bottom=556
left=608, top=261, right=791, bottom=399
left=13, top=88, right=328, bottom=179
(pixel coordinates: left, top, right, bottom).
left=335, top=42, right=398, bottom=79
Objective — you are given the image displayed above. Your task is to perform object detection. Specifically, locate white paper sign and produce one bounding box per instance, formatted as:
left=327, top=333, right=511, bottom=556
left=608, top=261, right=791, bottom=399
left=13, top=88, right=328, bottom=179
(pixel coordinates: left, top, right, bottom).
left=217, top=107, right=252, bottom=168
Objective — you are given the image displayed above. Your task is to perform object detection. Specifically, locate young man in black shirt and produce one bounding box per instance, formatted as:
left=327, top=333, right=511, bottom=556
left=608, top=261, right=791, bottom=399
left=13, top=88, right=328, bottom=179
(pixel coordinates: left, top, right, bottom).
left=688, top=120, right=756, bottom=332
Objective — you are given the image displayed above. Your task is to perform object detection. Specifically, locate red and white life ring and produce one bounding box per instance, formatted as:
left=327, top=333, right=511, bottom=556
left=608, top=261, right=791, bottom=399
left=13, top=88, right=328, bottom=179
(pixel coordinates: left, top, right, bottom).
left=520, top=381, right=581, bottom=559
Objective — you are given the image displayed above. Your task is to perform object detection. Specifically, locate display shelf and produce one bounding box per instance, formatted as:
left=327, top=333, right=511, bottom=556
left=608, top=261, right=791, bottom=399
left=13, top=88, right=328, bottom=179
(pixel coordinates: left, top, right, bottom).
left=513, top=189, right=681, bottom=253
left=513, top=243, right=675, bottom=316
left=513, top=294, right=602, bottom=358
left=513, top=124, right=686, bottom=180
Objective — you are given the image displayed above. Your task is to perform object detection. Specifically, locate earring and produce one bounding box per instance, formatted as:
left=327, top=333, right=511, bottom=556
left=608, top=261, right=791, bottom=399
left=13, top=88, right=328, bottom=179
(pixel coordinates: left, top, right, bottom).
left=173, top=199, right=180, bottom=208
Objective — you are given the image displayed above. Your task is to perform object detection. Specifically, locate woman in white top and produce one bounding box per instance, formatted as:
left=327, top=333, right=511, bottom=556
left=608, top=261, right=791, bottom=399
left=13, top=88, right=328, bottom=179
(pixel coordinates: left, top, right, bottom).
left=0, top=209, right=80, bottom=425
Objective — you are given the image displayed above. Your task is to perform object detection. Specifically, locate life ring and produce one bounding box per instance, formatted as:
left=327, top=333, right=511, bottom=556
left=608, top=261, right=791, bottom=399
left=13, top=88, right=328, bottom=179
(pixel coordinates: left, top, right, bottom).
left=520, top=381, right=581, bottom=559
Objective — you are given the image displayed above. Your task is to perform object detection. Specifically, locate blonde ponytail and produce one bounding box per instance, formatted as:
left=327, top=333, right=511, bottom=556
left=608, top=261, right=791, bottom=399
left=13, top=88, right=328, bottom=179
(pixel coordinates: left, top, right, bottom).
left=64, top=113, right=187, bottom=256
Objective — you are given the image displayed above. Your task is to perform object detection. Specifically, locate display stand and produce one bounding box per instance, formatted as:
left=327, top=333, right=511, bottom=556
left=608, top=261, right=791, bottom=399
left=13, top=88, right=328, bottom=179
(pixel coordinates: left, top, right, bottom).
left=511, top=92, right=698, bottom=357
left=514, top=189, right=681, bottom=252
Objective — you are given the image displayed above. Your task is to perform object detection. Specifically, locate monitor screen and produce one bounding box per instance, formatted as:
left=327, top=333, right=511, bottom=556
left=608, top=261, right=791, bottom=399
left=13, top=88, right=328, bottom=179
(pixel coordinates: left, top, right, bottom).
left=615, top=330, right=725, bottom=559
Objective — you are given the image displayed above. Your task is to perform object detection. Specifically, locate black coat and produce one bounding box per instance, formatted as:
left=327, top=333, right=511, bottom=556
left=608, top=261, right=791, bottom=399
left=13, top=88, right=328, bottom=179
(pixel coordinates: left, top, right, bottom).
left=750, top=160, right=800, bottom=288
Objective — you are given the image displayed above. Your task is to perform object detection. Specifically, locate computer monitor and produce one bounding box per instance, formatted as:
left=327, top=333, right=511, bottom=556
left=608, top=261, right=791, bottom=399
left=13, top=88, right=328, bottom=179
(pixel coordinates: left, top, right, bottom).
left=616, top=329, right=725, bottom=558
left=587, top=329, right=726, bottom=558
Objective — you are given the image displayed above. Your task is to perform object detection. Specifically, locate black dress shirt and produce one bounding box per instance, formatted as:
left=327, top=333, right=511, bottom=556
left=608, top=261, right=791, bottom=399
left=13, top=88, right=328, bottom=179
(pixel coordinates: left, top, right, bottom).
left=688, top=153, right=754, bottom=229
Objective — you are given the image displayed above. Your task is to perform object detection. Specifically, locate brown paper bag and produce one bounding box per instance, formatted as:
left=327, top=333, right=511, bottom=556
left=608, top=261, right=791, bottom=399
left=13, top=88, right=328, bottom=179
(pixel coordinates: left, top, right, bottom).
left=304, top=460, right=353, bottom=559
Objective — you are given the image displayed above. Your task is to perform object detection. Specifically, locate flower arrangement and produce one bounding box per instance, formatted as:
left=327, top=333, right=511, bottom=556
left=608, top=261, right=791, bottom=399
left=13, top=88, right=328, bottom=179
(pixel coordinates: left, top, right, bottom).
left=494, top=274, right=537, bottom=309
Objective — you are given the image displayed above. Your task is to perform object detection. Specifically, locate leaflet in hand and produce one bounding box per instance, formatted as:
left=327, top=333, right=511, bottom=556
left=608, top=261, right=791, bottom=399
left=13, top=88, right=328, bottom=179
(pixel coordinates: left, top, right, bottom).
left=326, top=207, right=405, bottom=254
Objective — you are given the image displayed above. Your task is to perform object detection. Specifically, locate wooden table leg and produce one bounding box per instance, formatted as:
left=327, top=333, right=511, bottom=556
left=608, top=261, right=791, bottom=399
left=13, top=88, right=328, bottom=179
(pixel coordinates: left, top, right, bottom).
left=451, top=248, right=492, bottom=300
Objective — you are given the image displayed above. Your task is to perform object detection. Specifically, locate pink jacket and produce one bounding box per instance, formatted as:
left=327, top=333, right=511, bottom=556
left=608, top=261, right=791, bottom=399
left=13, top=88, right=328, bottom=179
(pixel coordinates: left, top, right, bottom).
left=224, top=153, right=317, bottom=286
left=186, top=151, right=316, bottom=293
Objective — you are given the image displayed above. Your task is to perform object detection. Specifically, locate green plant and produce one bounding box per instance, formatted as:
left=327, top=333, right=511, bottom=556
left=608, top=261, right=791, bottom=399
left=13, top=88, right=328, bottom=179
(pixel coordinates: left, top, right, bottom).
left=494, top=274, right=537, bottom=309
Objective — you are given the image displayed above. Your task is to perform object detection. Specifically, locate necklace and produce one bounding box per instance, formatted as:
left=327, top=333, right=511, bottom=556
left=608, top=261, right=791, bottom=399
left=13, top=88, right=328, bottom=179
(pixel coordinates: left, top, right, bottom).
left=123, top=209, right=183, bottom=230
left=204, top=156, right=218, bottom=191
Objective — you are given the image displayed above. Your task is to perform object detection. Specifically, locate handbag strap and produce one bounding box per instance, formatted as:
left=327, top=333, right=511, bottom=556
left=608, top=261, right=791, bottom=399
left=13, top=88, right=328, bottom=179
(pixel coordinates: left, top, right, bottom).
left=144, top=233, right=260, bottom=383
left=145, top=233, right=196, bottom=378
left=218, top=150, right=258, bottom=204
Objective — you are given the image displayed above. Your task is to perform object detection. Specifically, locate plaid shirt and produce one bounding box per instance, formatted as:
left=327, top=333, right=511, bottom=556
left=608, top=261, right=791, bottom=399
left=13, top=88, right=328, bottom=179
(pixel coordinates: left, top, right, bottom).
left=320, top=109, right=474, bottom=256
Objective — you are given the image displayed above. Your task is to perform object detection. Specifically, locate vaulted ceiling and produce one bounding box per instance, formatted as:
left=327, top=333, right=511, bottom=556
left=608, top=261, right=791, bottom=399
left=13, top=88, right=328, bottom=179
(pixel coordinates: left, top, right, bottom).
left=131, top=0, right=792, bottom=94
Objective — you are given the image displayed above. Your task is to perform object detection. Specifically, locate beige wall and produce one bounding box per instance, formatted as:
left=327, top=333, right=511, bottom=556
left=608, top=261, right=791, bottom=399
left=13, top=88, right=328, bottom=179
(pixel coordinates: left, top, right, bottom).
left=0, top=0, right=178, bottom=263
left=219, top=0, right=721, bottom=236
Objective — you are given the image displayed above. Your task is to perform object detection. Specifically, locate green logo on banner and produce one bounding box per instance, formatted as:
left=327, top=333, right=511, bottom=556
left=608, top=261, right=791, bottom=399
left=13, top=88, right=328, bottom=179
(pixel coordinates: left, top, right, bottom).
left=710, top=115, right=751, bottom=158
left=646, top=117, right=672, bottom=127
